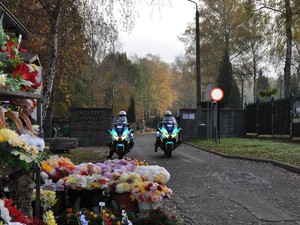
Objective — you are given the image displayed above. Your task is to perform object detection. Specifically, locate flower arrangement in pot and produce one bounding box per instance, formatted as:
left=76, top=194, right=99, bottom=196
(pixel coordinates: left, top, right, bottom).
left=131, top=181, right=172, bottom=208
left=108, top=172, right=142, bottom=195
left=108, top=172, right=142, bottom=212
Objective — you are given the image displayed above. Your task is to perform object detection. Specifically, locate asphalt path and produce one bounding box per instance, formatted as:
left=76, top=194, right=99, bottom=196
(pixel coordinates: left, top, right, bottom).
left=125, top=133, right=300, bottom=225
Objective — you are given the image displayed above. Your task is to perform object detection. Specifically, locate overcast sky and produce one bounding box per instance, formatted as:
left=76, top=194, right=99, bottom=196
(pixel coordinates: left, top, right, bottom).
left=119, top=0, right=196, bottom=64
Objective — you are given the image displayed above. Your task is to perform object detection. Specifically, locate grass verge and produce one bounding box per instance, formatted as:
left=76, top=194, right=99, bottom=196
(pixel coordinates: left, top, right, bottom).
left=54, top=148, right=108, bottom=164
left=189, top=138, right=300, bottom=167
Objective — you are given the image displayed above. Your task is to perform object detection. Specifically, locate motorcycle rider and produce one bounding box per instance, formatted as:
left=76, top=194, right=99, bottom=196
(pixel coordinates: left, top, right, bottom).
left=114, top=110, right=128, bottom=124
left=108, top=110, right=134, bottom=158
left=154, top=110, right=179, bottom=152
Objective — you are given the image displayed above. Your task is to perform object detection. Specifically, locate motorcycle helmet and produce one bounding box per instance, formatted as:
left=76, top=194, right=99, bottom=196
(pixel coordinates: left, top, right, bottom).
left=164, top=110, right=172, bottom=117
left=119, top=110, right=127, bottom=117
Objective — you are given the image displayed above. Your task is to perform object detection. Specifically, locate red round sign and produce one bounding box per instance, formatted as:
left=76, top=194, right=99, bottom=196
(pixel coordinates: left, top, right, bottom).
left=210, top=88, right=224, bottom=101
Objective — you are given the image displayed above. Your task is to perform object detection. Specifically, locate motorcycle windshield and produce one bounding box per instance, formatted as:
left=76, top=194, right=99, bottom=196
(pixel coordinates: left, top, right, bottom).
left=112, top=122, right=131, bottom=139
left=161, top=121, right=175, bottom=135
left=172, top=126, right=180, bottom=135
left=113, top=123, right=126, bottom=135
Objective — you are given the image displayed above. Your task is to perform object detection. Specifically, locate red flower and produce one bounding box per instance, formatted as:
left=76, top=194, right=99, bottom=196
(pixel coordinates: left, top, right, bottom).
left=3, top=198, right=27, bottom=223
left=12, top=62, right=42, bottom=90
left=0, top=40, right=27, bottom=59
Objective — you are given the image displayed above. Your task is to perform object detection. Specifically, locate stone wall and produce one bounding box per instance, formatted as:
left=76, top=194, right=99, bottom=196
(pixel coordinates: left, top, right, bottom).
left=69, top=108, right=112, bottom=146
left=179, top=108, right=245, bottom=140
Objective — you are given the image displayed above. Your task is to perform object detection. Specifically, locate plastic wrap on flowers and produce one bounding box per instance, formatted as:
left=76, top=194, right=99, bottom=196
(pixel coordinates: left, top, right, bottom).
left=138, top=201, right=162, bottom=211
left=133, top=165, right=170, bottom=184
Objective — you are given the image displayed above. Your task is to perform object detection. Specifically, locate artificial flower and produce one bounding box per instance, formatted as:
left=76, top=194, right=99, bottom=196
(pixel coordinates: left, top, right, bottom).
left=32, top=189, right=57, bottom=211
left=0, top=18, right=42, bottom=93
left=131, top=181, right=172, bottom=203
left=108, top=172, right=142, bottom=194
left=0, top=198, right=11, bottom=224
left=0, top=74, right=6, bottom=86
left=0, top=128, right=47, bottom=171
left=133, top=165, right=170, bottom=184
left=43, top=210, right=57, bottom=225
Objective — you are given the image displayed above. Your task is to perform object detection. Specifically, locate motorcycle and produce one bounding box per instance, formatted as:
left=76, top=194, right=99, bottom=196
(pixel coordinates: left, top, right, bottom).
left=107, top=122, right=134, bottom=159
left=156, top=120, right=182, bottom=157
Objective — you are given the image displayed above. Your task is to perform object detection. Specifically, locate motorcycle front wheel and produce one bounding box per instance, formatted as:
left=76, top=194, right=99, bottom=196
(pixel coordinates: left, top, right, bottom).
left=166, top=144, right=173, bottom=157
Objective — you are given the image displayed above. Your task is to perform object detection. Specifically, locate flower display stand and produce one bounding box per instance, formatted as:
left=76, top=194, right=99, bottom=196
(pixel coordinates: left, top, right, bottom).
left=53, top=191, right=67, bottom=216
left=67, top=189, right=103, bottom=209
left=111, top=193, right=138, bottom=212
left=138, top=201, right=162, bottom=211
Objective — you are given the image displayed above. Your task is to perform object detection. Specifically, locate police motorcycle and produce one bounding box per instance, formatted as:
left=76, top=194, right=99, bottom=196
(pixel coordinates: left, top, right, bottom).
left=107, top=122, right=134, bottom=159
left=155, top=118, right=182, bottom=157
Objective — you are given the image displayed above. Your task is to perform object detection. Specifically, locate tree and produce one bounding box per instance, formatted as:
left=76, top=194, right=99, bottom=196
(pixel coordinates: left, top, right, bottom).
left=256, top=69, right=270, bottom=96
left=134, top=57, right=156, bottom=122
left=218, top=49, right=240, bottom=108
left=127, top=95, right=136, bottom=123
left=239, top=0, right=271, bottom=102
left=256, top=0, right=296, bottom=98
left=172, top=55, right=196, bottom=109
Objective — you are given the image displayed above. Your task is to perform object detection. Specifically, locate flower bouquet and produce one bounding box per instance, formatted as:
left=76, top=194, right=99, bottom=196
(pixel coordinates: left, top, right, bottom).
left=133, top=165, right=170, bottom=184
left=0, top=128, right=47, bottom=171
left=131, top=181, right=173, bottom=210
left=0, top=197, right=29, bottom=224
left=0, top=16, right=42, bottom=93
left=108, top=172, right=142, bottom=194
left=71, top=162, right=102, bottom=176
left=32, top=189, right=57, bottom=211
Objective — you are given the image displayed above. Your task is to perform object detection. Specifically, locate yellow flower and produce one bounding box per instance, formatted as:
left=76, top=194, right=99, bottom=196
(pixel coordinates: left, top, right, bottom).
left=154, top=190, right=161, bottom=196
left=116, top=222, right=121, bottom=225
left=0, top=128, right=19, bottom=142
left=42, top=164, right=53, bottom=174
left=93, top=214, right=97, bottom=219
left=105, top=213, right=109, bottom=217
left=31, top=63, right=38, bottom=71
left=44, top=210, right=58, bottom=225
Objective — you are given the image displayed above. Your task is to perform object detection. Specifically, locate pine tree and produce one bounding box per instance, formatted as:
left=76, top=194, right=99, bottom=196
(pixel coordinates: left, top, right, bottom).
left=127, top=95, right=136, bottom=123
left=217, top=49, right=240, bottom=108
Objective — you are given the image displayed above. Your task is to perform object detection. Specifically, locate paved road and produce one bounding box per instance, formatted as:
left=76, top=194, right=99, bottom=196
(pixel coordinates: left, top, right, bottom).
left=126, top=133, right=300, bottom=225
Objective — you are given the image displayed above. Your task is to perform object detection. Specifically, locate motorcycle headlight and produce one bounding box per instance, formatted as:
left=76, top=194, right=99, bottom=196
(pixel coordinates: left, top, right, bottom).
left=171, top=133, right=178, bottom=139
left=162, top=132, right=169, bottom=138
left=121, top=134, right=129, bottom=141
left=112, top=135, right=119, bottom=141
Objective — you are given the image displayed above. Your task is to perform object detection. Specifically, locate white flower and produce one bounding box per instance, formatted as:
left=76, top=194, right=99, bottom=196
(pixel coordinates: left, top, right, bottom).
left=21, top=133, right=45, bottom=152
left=0, top=199, right=11, bottom=224
left=32, top=125, right=40, bottom=135
left=0, top=74, right=7, bottom=86
left=134, top=165, right=170, bottom=184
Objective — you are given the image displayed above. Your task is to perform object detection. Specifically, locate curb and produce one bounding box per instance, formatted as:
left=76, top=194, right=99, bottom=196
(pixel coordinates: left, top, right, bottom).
left=185, top=142, right=300, bottom=174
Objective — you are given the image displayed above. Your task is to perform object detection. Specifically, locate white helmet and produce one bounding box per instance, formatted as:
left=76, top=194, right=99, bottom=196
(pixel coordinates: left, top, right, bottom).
left=119, top=111, right=127, bottom=116
left=164, top=110, right=172, bottom=117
